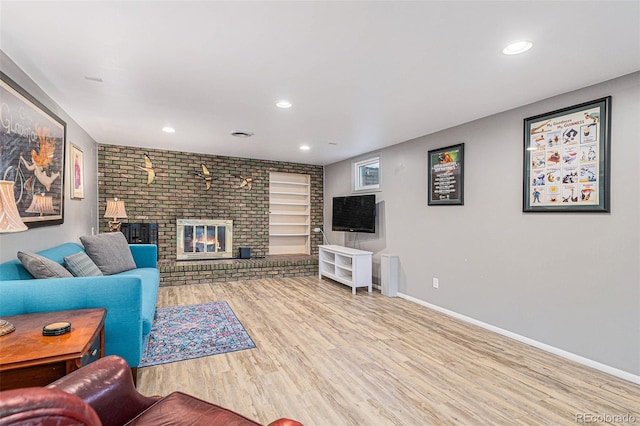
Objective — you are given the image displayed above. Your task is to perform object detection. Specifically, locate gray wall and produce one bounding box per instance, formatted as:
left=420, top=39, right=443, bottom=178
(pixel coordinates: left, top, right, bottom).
left=324, top=72, right=640, bottom=376
left=0, top=51, right=99, bottom=262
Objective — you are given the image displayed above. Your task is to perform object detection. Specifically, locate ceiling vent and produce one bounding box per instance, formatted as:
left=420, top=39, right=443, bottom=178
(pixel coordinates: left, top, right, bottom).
left=230, top=131, right=254, bottom=138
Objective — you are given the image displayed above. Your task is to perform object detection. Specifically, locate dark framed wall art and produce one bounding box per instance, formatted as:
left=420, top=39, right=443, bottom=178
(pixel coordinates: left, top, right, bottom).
left=428, top=143, right=464, bottom=205
left=0, top=71, right=66, bottom=227
left=523, top=97, right=611, bottom=212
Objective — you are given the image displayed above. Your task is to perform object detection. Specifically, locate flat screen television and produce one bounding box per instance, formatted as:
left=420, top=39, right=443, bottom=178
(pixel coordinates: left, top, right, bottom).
left=332, top=194, right=376, bottom=233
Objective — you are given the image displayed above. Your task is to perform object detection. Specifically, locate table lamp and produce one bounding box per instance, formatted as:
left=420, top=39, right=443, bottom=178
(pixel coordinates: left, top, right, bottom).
left=0, top=180, right=28, bottom=233
left=104, top=197, right=127, bottom=232
left=0, top=180, right=27, bottom=336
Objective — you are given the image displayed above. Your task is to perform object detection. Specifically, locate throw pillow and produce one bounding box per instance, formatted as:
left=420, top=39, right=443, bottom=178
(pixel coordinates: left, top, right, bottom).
left=80, top=232, right=137, bottom=275
left=17, top=251, right=74, bottom=279
left=64, top=251, right=103, bottom=277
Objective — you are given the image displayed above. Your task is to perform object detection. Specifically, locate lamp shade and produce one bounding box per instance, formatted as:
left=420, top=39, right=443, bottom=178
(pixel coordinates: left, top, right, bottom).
left=104, top=198, right=127, bottom=219
left=0, top=180, right=28, bottom=233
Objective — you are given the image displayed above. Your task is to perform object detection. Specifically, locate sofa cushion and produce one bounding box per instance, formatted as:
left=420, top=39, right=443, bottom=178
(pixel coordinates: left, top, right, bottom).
left=80, top=233, right=137, bottom=275
left=64, top=252, right=103, bottom=277
left=17, top=251, right=74, bottom=279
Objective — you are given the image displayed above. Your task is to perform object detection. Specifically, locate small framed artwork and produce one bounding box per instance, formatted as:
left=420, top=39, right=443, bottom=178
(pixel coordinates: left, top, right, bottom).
left=69, top=144, right=84, bottom=199
left=428, top=143, right=464, bottom=205
left=523, top=97, right=611, bottom=212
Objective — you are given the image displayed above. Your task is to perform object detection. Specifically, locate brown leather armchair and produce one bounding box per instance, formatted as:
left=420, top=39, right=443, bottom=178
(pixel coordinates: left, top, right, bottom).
left=0, top=355, right=302, bottom=426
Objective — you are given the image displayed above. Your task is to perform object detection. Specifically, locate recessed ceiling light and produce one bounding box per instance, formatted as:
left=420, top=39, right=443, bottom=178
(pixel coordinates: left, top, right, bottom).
left=300, top=145, right=310, bottom=151
left=276, top=100, right=292, bottom=109
left=231, top=130, right=254, bottom=138
left=162, top=127, right=175, bottom=133
left=502, top=40, right=533, bottom=55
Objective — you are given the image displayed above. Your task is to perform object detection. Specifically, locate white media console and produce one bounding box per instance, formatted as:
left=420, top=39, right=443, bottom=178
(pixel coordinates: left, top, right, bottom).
left=318, top=245, right=373, bottom=294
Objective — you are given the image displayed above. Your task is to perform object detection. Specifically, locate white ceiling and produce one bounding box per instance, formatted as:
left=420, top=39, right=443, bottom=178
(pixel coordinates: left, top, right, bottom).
left=1, top=1, right=639, bottom=166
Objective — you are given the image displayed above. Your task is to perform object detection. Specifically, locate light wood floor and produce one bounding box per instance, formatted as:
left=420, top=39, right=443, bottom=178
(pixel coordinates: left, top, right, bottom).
left=137, top=277, right=640, bottom=425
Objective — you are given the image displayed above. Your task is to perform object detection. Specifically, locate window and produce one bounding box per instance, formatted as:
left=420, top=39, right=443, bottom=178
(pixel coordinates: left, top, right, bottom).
left=353, top=155, right=380, bottom=192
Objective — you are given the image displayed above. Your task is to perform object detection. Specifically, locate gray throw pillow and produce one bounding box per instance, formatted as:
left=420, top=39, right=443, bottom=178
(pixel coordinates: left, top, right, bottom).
left=80, top=232, right=137, bottom=275
left=64, top=251, right=103, bottom=277
left=17, top=251, right=74, bottom=279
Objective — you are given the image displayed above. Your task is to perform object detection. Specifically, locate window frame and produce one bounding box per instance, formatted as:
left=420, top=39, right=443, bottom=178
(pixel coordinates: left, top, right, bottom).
left=352, top=154, right=381, bottom=192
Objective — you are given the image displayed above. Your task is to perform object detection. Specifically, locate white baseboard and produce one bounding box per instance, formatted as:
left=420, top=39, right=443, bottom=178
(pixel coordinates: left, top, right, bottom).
left=397, top=292, right=640, bottom=385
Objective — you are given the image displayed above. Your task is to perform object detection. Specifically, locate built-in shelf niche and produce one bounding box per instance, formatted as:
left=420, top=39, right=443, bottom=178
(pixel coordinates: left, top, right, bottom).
left=269, top=172, right=310, bottom=255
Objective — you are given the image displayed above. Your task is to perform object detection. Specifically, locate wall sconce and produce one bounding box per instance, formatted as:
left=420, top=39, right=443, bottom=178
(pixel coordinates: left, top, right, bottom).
left=25, top=193, right=55, bottom=217
left=313, top=227, right=329, bottom=245
left=0, top=180, right=28, bottom=233
left=104, top=197, right=128, bottom=232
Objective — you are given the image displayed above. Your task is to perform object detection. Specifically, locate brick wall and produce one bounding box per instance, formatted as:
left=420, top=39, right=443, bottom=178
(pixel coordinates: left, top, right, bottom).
left=98, top=145, right=323, bottom=262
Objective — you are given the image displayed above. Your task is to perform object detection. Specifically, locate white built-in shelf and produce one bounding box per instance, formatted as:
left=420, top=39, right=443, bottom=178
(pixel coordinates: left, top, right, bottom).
left=270, top=180, right=309, bottom=186
left=269, top=172, right=311, bottom=255
left=318, top=245, right=372, bottom=295
left=269, top=212, right=308, bottom=216
left=270, top=191, right=309, bottom=195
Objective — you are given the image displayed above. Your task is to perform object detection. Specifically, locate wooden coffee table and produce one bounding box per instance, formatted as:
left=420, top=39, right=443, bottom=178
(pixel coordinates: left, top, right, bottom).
left=0, top=308, right=106, bottom=391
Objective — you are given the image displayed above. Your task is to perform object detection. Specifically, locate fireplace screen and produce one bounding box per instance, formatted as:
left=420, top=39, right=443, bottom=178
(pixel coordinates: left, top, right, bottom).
left=177, top=219, right=233, bottom=260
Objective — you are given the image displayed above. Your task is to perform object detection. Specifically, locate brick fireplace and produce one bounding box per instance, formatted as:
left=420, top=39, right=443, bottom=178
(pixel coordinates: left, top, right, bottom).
left=176, top=219, right=233, bottom=260
left=98, top=144, right=323, bottom=285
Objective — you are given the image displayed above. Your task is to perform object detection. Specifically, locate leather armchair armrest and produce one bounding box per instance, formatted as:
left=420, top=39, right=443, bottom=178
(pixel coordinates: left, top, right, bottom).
left=47, top=355, right=159, bottom=426
left=0, top=387, right=101, bottom=426
left=268, top=419, right=304, bottom=426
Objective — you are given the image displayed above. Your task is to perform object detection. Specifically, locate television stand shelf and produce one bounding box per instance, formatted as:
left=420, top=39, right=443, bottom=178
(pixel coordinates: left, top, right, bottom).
left=318, top=245, right=372, bottom=294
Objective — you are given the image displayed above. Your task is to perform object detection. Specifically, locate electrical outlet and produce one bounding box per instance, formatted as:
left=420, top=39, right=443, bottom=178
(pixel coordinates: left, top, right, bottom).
left=433, top=277, right=439, bottom=289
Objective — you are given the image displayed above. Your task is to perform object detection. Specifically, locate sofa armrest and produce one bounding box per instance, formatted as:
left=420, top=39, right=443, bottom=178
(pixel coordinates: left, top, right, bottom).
left=0, top=276, right=144, bottom=367
left=129, top=244, right=157, bottom=268
left=48, top=355, right=159, bottom=426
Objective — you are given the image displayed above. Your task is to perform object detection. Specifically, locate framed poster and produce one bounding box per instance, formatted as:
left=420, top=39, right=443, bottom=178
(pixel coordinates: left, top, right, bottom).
left=69, top=144, right=84, bottom=199
left=523, top=97, right=611, bottom=212
left=428, top=143, right=464, bottom=205
left=0, top=71, right=66, bottom=227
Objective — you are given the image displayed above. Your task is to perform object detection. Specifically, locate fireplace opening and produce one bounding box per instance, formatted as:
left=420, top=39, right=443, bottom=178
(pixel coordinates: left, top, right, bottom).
left=176, top=219, right=233, bottom=260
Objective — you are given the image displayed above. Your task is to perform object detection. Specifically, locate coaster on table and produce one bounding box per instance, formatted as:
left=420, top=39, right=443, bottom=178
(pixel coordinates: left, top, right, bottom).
left=43, top=321, right=72, bottom=336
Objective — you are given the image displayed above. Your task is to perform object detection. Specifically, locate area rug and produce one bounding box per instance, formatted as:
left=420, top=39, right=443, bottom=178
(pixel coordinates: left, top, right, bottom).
left=139, top=301, right=256, bottom=367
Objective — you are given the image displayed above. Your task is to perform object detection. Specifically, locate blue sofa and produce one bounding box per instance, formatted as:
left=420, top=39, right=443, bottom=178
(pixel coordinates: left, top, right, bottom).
left=0, top=242, right=160, bottom=369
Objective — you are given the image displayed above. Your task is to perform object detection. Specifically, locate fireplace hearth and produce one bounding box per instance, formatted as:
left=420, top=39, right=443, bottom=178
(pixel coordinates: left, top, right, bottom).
left=176, top=219, right=233, bottom=260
